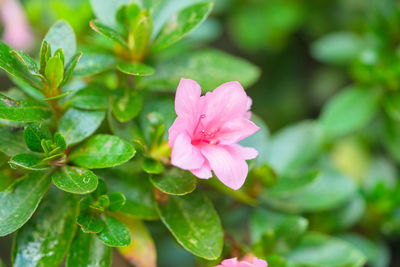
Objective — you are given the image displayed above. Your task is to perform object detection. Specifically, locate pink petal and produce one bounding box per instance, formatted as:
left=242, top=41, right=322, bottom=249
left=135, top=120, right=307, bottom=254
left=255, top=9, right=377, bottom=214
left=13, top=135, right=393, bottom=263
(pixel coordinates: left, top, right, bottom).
left=253, top=258, right=268, bottom=267
left=203, top=81, right=248, bottom=125
left=218, top=118, right=259, bottom=145
left=168, top=117, right=191, bottom=147
left=231, top=144, right=258, bottom=160
left=190, top=161, right=212, bottom=179
left=175, top=78, right=201, bottom=120
left=201, top=145, right=248, bottom=190
left=171, top=133, right=204, bottom=170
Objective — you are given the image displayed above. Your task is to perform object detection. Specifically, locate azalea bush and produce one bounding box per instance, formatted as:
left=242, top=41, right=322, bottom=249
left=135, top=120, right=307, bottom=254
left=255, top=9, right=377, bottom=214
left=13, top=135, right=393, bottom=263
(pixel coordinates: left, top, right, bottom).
left=1, top=0, right=400, bottom=266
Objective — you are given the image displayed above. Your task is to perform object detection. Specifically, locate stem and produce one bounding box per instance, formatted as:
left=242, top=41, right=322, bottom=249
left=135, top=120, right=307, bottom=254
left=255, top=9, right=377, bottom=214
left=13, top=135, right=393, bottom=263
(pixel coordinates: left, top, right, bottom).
left=202, top=178, right=258, bottom=206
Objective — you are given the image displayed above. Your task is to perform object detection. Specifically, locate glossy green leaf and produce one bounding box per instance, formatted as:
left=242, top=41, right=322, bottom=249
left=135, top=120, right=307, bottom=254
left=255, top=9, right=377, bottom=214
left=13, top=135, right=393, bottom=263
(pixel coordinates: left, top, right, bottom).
left=112, top=89, right=143, bottom=122
left=12, top=190, right=79, bottom=267
left=0, top=41, right=42, bottom=89
left=117, top=62, right=155, bottom=76
left=77, top=213, right=104, bottom=233
left=10, top=50, right=39, bottom=74
left=118, top=217, right=157, bottom=267
left=150, top=168, right=196, bottom=195
left=53, top=132, right=67, bottom=151
left=61, top=52, right=83, bottom=87
left=287, top=233, right=366, bottom=267
left=142, top=49, right=260, bottom=92
left=58, top=108, right=105, bottom=146
left=157, top=192, right=223, bottom=260
left=266, top=121, right=323, bottom=174
left=260, top=169, right=357, bottom=213
left=130, top=10, right=152, bottom=61
left=97, top=215, right=131, bottom=247
left=9, top=153, right=48, bottom=170
left=68, top=86, right=109, bottom=110
left=0, top=126, right=30, bottom=156
left=67, top=229, right=112, bottom=267
left=45, top=20, right=77, bottom=64
left=24, top=122, right=52, bottom=152
left=311, top=32, right=363, bottom=65
left=152, top=2, right=213, bottom=51
left=0, top=171, right=51, bottom=236
left=0, top=94, right=51, bottom=122
left=45, top=56, right=64, bottom=89
left=320, top=87, right=380, bottom=137
left=69, top=134, right=135, bottom=169
left=74, top=53, right=116, bottom=77
left=100, top=169, right=158, bottom=220
left=142, top=157, right=164, bottom=174
left=52, top=166, right=98, bottom=194
left=108, top=192, right=126, bottom=211
left=90, top=20, right=129, bottom=49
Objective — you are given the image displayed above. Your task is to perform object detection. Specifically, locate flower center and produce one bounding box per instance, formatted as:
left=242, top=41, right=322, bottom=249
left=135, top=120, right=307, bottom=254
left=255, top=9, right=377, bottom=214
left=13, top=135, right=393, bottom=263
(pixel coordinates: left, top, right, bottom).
left=191, top=114, right=220, bottom=146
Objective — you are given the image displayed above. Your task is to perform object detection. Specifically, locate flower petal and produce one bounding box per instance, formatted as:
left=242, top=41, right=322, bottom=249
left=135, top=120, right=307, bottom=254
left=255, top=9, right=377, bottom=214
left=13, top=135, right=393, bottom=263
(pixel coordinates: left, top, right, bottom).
left=201, top=145, right=248, bottom=190
left=218, top=118, right=259, bottom=145
left=231, top=144, right=258, bottom=160
left=171, top=133, right=204, bottom=170
left=203, top=81, right=248, bottom=124
left=175, top=78, right=202, bottom=119
left=190, top=161, right=212, bottom=179
left=168, top=116, right=191, bottom=147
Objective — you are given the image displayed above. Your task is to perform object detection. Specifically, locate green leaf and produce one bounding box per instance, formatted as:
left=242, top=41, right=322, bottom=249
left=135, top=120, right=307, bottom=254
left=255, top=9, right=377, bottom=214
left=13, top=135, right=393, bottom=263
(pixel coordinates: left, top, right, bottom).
left=58, top=108, right=105, bottom=146
left=251, top=208, right=308, bottom=254
left=45, top=56, right=64, bottom=89
left=287, top=233, right=366, bottom=267
left=150, top=168, right=196, bottom=195
left=0, top=41, right=42, bottom=89
left=97, top=215, right=131, bottom=247
left=0, top=171, right=51, bottom=236
left=130, top=10, right=152, bottom=61
left=260, top=169, right=357, bottom=213
left=266, top=121, right=323, bottom=174
left=0, top=94, right=51, bottom=122
left=142, top=49, right=260, bottom=92
left=117, top=217, right=156, bottom=267
left=117, top=62, right=155, bottom=76
left=320, top=87, right=380, bottom=137
left=152, top=2, right=213, bottom=52
left=53, top=132, right=67, bottom=151
left=10, top=50, right=39, bottom=75
left=338, top=234, right=389, bottom=267
left=90, top=20, right=129, bottom=49
left=39, top=40, right=50, bottom=74
left=68, top=86, right=109, bottom=110
left=311, top=32, right=363, bottom=65
left=74, top=53, right=116, bottom=77
left=142, top=157, right=164, bottom=174
left=90, top=0, right=131, bottom=28
left=45, top=20, right=77, bottom=64
left=67, top=229, right=112, bottom=267
left=77, top=213, right=104, bottom=233
left=0, top=126, right=30, bottom=156
left=157, top=191, right=223, bottom=260
left=61, top=52, right=83, bottom=87
left=12, top=190, right=79, bottom=267
left=100, top=169, right=158, bottom=220
left=69, top=134, right=135, bottom=169
left=24, top=122, right=52, bottom=152
left=9, top=153, right=48, bottom=170
left=52, top=166, right=98, bottom=194
left=108, top=192, right=126, bottom=211
left=108, top=111, right=146, bottom=143
left=112, top=89, right=143, bottom=122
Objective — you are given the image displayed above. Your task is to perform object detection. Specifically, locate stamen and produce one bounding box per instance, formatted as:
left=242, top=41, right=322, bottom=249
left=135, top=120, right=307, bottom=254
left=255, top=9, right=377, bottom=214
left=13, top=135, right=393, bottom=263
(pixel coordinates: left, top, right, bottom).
left=192, top=114, right=206, bottom=136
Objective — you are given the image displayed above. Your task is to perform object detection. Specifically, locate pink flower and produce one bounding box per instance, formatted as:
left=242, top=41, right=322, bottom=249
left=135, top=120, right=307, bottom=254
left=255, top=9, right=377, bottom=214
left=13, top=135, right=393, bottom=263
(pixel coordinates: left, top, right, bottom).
left=1, top=0, right=33, bottom=51
left=215, top=257, right=268, bottom=267
left=168, top=78, right=259, bottom=190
